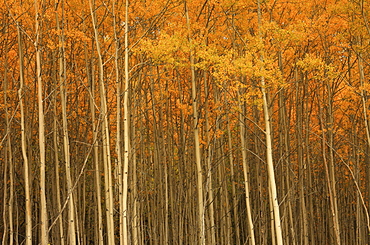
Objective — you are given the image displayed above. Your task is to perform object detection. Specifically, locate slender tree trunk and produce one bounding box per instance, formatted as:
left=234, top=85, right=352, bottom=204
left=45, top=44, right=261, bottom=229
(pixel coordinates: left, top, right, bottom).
left=7, top=110, right=13, bottom=245
left=318, top=88, right=341, bottom=245
left=278, top=54, right=296, bottom=244
left=237, top=91, right=256, bottom=245
left=3, top=46, right=14, bottom=245
left=358, top=53, right=370, bottom=154
left=122, top=0, right=131, bottom=243
left=131, top=92, right=139, bottom=245
left=16, top=23, right=33, bottom=245
left=261, top=73, right=283, bottom=245
left=305, top=122, right=315, bottom=245
left=256, top=1, right=283, bottom=243
left=185, top=3, right=205, bottom=244
left=228, top=13, right=242, bottom=244
left=34, top=0, right=49, bottom=242
left=112, top=1, right=125, bottom=243
left=2, top=146, right=8, bottom=245
left=356, top=52, right=370, bottom=238
left=218, top=134, right=233, bottom=244
left=268, top=185, right=276, bottom=245
left=296, top=72, right=309, bottom=245
left=86, top=53, right=104, bottom=244
left=327, top=84, right=341, bottom=245
left=56, top=2, right=77, bottom=243
left=52, top=95, right=65, bottom=245
left=89, top=1, right=116, bottom=243
left=131, top=60, right=142, bottom=245
left=227, top=114, right=241, bottom=245
left=50, top=48, right=64, bottom=245
left=204, top=73, right=216, bottom=245
left=59, top=34, right=77, bottom=245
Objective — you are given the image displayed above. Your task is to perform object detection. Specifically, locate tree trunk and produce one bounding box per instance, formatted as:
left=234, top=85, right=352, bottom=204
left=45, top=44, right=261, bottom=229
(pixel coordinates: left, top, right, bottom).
left=237, top=91, right=256, bottom=245
left=35, top=0, right=49, bottom=242
left=318, top=88, right=341, bottom=245
left=89, top=1, right=115, bottom=243
left=185, top=3, right=205, bottom=244
left=56, top=2, right=77, bottom=242
left=227, top=114, right=241, bottom=245
left=112, top=1, right=125, bottom=243
left=257, top=1, right=283, bottom=243
left=122, top=0, right=131, bottom=243
left=86, top=53, right=104, bottom=244
left=204, top=73, right=216, bottom=245
left=17, top=23, right=33, bottom=245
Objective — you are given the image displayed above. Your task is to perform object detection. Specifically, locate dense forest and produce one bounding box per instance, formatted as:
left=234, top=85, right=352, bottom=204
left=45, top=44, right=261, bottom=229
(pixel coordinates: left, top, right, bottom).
left=1, top=0, right=370, bottom=244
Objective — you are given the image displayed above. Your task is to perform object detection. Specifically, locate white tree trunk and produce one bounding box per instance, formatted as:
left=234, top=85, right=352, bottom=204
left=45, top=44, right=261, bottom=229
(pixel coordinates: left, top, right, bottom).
left=122, top=0, right=131, bottom=243
left=17, top=24, right=33, bottom=245
left=35, top=0, right=49, bottom=242
left=89, top=1, right=115, bottom=243
left=185, top=3, right=205, bottom=244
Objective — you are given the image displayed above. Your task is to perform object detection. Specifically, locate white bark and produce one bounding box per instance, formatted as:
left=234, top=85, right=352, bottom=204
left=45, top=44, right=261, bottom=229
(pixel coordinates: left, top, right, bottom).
left=17, top=24, right=32, bottom=245
left=122, top=0, right=131, bottom=244
left=185, top=2, right=205, bottom=244
left=237, top=92, right=256, bottom=245
left=35, top=0, right=49, bottom=242
left=257, top=0, right=283, bottom=243
left=89, top=1, right=115, bottom=243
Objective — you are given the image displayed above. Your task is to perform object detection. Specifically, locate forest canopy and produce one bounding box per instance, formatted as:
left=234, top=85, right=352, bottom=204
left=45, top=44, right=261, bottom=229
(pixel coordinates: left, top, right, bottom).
left=1, top=0, right=370, bottom=244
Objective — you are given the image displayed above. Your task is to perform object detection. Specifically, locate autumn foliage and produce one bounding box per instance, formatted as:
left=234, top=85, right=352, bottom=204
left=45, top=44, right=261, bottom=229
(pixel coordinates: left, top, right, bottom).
left=1, top=0, right=370, bottom=244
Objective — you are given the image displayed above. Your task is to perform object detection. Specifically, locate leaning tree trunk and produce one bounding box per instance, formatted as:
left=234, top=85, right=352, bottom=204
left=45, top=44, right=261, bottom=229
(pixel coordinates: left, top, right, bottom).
left=257, top=0, right=283, bottom=243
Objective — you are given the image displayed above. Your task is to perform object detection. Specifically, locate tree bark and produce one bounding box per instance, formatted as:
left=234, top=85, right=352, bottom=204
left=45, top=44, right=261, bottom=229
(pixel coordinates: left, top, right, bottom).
left=16, top=23, right=33, bottom=245
left=56, top=2, right=77, bottom=243
left=122, top=0, right=131, bottom=243
left=34, top=0, right=49, bottom=242
left=237, top=91, right=256, bottom=245
left=257, top=1, right=283, bottom=243
left=89, top=1, right=115, bottom=243
left=185, top=3, right=205, bottom=244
